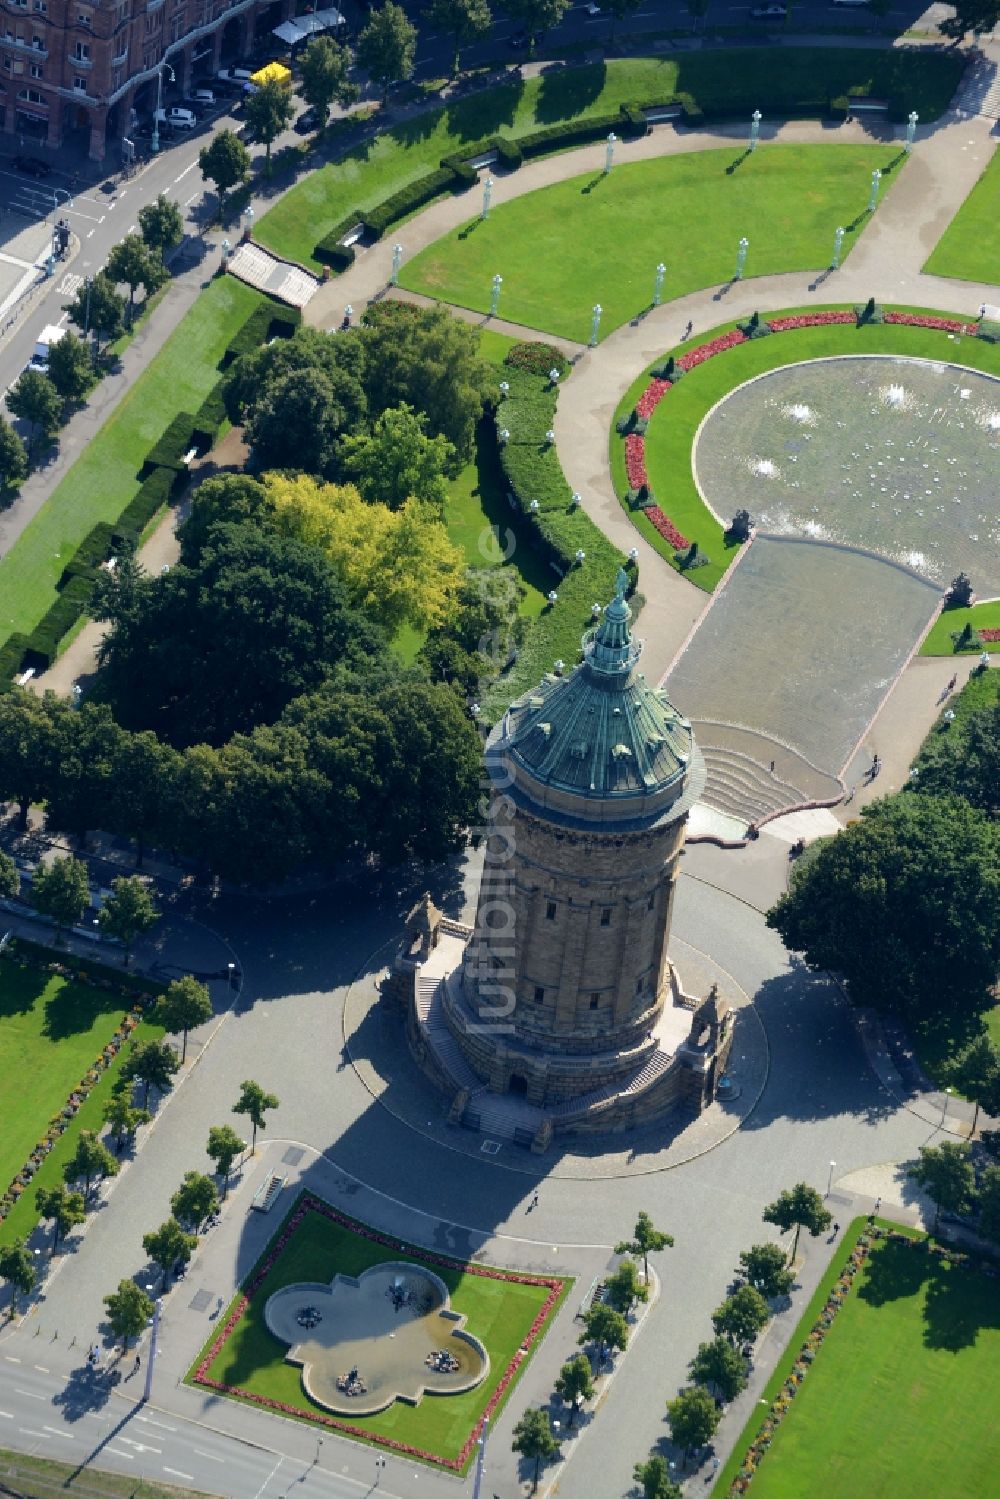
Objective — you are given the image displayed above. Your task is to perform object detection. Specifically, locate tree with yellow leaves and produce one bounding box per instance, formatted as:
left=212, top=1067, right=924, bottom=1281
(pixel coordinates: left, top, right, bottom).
left=264, top=473, right=463, bottom=636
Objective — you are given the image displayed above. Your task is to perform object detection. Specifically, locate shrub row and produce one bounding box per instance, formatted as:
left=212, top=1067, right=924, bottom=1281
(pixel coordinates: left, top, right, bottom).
left=481, top=368, right=624, bottom=723
left=143, top=411, right=200, bottom=472
left=221, top=302, right=301, bottom=365
left=23, top=574, right=97, bottom=670
left=311, top=103, right=658, bottom=265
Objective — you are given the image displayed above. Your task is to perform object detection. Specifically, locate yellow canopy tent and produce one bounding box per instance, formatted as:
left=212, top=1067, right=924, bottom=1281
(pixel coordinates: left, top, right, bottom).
left=250, top=62, right=292, bottom=89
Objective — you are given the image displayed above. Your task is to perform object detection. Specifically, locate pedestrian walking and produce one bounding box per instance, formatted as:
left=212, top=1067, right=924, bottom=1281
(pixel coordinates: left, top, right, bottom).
left=946, top=674, right=957, bottom=693
left=531, top=1191, right=539, bottom=1209
left=133, top=1354, right=141, bottom=1374
left=874, top=1195, right=882, bottom=1214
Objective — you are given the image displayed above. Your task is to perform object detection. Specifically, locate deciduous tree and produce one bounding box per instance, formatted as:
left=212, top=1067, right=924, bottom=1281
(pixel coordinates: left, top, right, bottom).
left=170, top=1170, right=219, bottom=1230
left=198, top=129, right=251, bottom=205
left=121, top=1039, right=179, bottom=1109
left=0, top=689, right=65, bottom=827
left=511, top=1407, right=558, bottom=1492
left=909, top=1141, right=976, bottom=1231
left=501, top=0, right=570, bottom=52
left=156, top=975, right=212, bottom=1062
left=104, top=1279, right=152, bottom=1350
left=97, top=875, right=159, bottom=962
left=711, top=1285, right=769, bottom=1347
left=423, top=0, right=490, bottom=73
left=688, top=1335, right=747, bottom=1402
left=244, top=78, right=295, bottom=170
left=0, top=1239, right=36, bottom=1312
left=615, top=1210, right=674, bottom=1280
left=940, top=0, right=1000, bottom=38
left=299, top=34, right=359, bottom=125
left=738, top=1242, right=795, bottom=1299
left=978, top=1162, right=1000, bottom=1245
left=951, top=1032, right=1000, bottom=1133
left=633, top=1454, right=681, bottom=1499
left=577, top=1301, right=628, bottom=1362
left=604, top=1257, right=648, bottom=1315
left=64, top=270, right=125, bottom=354
left=142, top=1217, right=197, bottom=1288
left=338, top=402, right=455, bottom=510
left=105, top=233, right=168, bottom=327
left=31, top=855, right=90, bottom=937
left=665, top=1385, right=719, bottom=1462
left=102, top=1092, right=150, bottom=1152
left=6, top=369, right=62, bottom=455
left=138, top=193, right=184, bottom=258
left=766, top=794, right=1000, bottom=1026
left=63, top=1130, right=119, bottom=1199
left=0, top=414, right=28, bottom=490
left=45, top=332, right=97, bottom=405
left=206, top=1124, right=246, bottom=1197
left=553, top=1353, right=593, bottom=1425
left=762, top=1183, right=832, bottom=1264
left=34, top=1185, right=86, bottom=1253
left=357, top=2, right=417, bottom=104
left=0, top=849, right=19, bottom=899
left=233, top=1079, right=279, bottom=1153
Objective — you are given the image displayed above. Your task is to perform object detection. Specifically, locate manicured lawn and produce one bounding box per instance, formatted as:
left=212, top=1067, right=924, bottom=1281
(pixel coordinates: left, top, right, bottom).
left=0, top=1449, right=212, bottom=1499
left=920, top=598, right=1000, bottom=655
left=445, top=422, right=549, bottom=617
left=923, top=144, right=1000, bottom=284
left=0, top=277, right=265, bottom=652
left=256, top=51, right=961, bottom=270
left=611, top=307, right=1000, bottom=591
left=190, top=1198, right=567, bottom=1470
left=0, top=957, right=164, bottom=1249
left=716, top=1226, right=1000, bottom=1499
left=400, top=145, right=900, bottom=343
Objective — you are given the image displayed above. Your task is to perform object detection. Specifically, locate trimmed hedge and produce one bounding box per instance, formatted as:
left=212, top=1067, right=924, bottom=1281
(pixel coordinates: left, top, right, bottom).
left=60, top=521, right=116, bottom=585
left=10, top=935, right=168, bottom=998
left=192, top=379, right=228, bottom=447
left=0, top=633, right=31, bottom=687
left=222, top=302, right=301, bottom=365
left=482, top=367, right=624, bottom=723
left=23, top=574, right=96, bottom=669
left=360, top=166, right=461, bottom=239
left=315, top=239, right=356, bottom=271
left=143, top=412, right=199, bottom=472
left=113, top=466, right=175, bottom=542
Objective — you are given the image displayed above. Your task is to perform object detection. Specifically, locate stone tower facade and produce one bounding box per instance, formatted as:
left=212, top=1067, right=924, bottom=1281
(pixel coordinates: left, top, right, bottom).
left=398, top=573, right=735, bottom=1143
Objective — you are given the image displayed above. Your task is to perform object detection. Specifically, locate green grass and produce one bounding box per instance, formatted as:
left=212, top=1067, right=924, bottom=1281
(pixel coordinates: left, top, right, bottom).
left=189, top=1199, right=567, bottom=1470
left=256, top=52, right=961, bottom=270
left=714, top=1223, right=1000, bottom=1499
left=0, top=959, right=164, bottom=1249
left=923, top=144, right=1000, bottom=284
left=0, top=277, right=265, bottom=652
left=0, top=1449, right=213, bottom=1499
left=920, top=598, right=1000, bottom=655
left=400, top=145, right=900, bottom=343
left=611, top=308, right=1000, bottom=591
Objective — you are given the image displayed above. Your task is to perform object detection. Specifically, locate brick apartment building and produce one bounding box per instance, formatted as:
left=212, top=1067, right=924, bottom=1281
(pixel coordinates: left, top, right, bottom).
left=0, top=0, right=295, bottom=161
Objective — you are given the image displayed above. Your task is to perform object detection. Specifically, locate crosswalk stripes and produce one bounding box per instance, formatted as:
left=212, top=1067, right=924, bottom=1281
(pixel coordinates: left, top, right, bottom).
left=57, top=272, right=83, bottom=297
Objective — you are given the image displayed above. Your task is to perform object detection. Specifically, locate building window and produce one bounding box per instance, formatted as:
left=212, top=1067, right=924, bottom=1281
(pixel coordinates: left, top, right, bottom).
left=31, top=35, right=44, bottom=49
left=73, top=41, right=90, bottom=59
left=29, top=60, right=41, bottom=75
left=600, top=908, right=611, bottom=927
left=589, top=995, right=599, bottom=1010
left=545, top=901, right=556, bottom=921
left=635, top=975, right=645, bottom=995
left=19, top=86, right=43, bottom=101
left=77, top=9, right=92, bottom=20
left=73, top=74, right=86, bottom=90
left=32, top=0, right=47, bottom=11
left=533, top=986, right=544, bottom=1004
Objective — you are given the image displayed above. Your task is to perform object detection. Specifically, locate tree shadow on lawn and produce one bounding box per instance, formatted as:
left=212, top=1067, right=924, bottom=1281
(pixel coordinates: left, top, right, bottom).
left=858, top=1234, right=1000, bottom=1352
left=444, top=77, right=525, bottom=142
left=0, top=963, right=50, bottom=1021
left=534, top=62, right=607, bottom=125
left=42, top=977, right=126, bottom=1042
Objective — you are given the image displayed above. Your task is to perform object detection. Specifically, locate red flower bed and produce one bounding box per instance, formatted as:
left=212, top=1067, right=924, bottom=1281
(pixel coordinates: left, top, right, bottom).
left=193, top=1194, right=564, bottom=1471
left=979, top=628, right=1000, bottom=642
left=676, top=328, right=746, bottom=371
left=624, top=433, right=648, bottom=489
left=883, top=311, right=980, bottom=334
left=646, top=507, right=689, bottom=551
left=636, top=378, right=671, bottom=419
left=767, top=312, right=855, bottom=331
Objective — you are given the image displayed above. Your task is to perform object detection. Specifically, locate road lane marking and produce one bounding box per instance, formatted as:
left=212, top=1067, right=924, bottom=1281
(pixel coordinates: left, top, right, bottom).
left=15, top=1388, right=45, bottom=1399
left=43, top=1426, right=75, bottom=1440
left=87, top=229, right=95, bottom=238
left=119, top=1437, right=162, bottom=1454
left=252, top=1455, right=283, bottom=1499
left=137, top=1415, right=177, bottom=1431
left=194, top=1448, right=224, bottom=1461
left=173, top=162, right=196, bottom=182
left=184, top=192, right=199, bottom=206
left=33, top=1366, right=50, bottom=1373
left=0, top=1410, right=13, bottom=1418
left=163, top=1469, right=194, bottom=1482
left=19, top=1428, right=50, bottom=1440
left=5, top=1355, right=21, bottom=1363
left=105, top=1448, right=135, bottom=1460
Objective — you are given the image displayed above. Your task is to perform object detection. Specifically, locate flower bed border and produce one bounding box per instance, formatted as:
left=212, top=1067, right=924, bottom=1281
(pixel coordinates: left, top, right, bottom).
left=618, top=308, right=986, bottom=567
left=0, top=938, right=163, bottom=1223
left=192, top=1192, right=566, bottom=1471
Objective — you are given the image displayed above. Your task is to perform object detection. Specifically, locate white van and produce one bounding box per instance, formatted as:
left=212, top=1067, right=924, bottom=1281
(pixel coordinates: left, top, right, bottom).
left=155, top=106, right=196, bottom=128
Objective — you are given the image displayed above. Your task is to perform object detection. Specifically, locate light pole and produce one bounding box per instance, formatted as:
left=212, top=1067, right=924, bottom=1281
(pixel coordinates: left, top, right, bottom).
left=827, top=1160, right=836, bottom=1196
left=735, top=236, right=749, bottom=281
left=604, top=131, right=616, bottom=174
left=749, top=108, right=761, bottom=152
left=905, top=110, right=918, bottom=151
left=471, top=1417, right=489, bottom=1499
left=489, top=272, right=502, bottom=317
left=374, top=1454, right=386, bottom=1487
left=867, top=167, right=881, bottom=214
left=142, top=1290, right=161, bottom=1402
left=391, top=243, right=403, bottom=285
left=481, top=174, right=493, bottom=220
left=242, top=203, right=254, bottom=237
left=831, top=225, right=845, bottom=270
left=151, top=62, right=175, bottom=155
left=589, top=303, right=602, bottom=347
left=653, top=261, right=666, bottom=306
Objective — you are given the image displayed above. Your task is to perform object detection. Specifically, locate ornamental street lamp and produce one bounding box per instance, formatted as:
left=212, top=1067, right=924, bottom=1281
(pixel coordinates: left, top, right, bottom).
left=481, top=174, right=493, bottom=220
left=868, top=168, right=881, bottom=213
left=905, top=110, right=918, bottom=151
left=749, top=108, right=761, bottom=151
left=151, top=62, right=175, bottom=155
left=391, top=243, right=403, bottom=285
left=590, top=303, right=602, bottom=347
left=604, top=131, right=616, bottom=174
left=653, top=261, right=666, bottom=306
left=490, top=273, right=502, bottom=316
left=831, top=225, right=845, bottom=270
left=735, top=236, right=749, bottom=281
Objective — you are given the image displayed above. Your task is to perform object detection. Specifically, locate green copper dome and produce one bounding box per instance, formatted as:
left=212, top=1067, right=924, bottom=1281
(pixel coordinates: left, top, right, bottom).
left=501, top=570, right=701, bottom=805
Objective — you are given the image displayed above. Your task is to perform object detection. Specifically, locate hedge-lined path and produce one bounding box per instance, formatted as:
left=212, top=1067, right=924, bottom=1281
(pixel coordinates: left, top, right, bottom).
left=303, top=102, right=998, bottom=687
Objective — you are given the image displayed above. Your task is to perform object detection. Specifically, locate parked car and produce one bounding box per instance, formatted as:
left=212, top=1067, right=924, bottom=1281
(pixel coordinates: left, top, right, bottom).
left=12, top=155, right=51, bottom=177
left=750, top=3, right=787, bottom=13
left=190, top=87, right=215, bottom=105
left=294, top=108, right=321, bottom=135
left=155, top=106, right=196, bottom=129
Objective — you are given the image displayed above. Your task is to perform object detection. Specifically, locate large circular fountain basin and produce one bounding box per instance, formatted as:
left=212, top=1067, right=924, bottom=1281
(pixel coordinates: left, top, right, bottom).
left=693, top=356, right=1000, bottom=594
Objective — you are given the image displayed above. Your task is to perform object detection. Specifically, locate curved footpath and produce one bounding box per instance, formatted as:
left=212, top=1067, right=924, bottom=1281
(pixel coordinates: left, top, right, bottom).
left=303, top=100, right=999, bottom=686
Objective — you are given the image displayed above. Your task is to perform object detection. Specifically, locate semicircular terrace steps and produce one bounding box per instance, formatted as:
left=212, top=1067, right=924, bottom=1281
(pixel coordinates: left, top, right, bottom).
left=692, top=721, right=843, bottom=827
